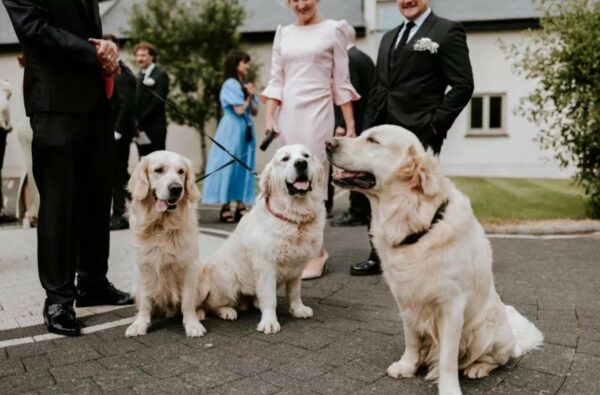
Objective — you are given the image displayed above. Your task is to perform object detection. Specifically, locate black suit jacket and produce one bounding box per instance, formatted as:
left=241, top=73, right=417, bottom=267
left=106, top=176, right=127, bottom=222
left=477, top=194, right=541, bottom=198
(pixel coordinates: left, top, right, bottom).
left=136, top=65, right=169, bottom=139
left=335, top=46, right=375, bottom=135
left=2, top=0, right=106, bottom=115
left=110, top=61, right=136, bottom=139
left=365, top=12, right=474, bottom=152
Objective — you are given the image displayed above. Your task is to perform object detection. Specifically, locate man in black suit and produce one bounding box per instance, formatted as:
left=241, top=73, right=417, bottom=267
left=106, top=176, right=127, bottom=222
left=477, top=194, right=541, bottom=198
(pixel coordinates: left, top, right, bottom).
left=331, top=25, right=375, bottom=227
left=134, top=42, right=169, bottom=156
left=3, top=0, right=134, bottom=336
left=351, top=0, right=474, bottom=276
left=104, top=34, right=137, bottom=231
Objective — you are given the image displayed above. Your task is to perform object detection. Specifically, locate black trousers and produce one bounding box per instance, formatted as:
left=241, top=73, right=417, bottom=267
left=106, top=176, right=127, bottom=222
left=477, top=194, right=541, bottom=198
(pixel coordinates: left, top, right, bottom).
left=137, top=132, right=165, bottom=157
left=112, top=135, right=132, bottom=218
left=31, top=107, right=112, bottom=305
left=0, top=129, right=6, bottom=212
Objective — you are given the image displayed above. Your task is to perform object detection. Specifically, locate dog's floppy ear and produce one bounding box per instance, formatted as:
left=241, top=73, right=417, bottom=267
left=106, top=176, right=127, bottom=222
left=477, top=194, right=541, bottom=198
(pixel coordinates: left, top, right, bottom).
left=397, top=145, right=440, bottom=197
left=184, top=158, right=200, bottom=201
left=259, top=162, right=274, bottom=198
left=128, top=156, right=150, bottom=200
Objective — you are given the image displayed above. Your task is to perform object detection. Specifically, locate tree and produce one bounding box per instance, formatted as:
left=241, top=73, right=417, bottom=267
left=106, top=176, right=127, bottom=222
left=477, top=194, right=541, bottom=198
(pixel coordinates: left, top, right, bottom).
left=503, top=0, right=600, bottom=217
left=126, top=0, right=246, bottom=172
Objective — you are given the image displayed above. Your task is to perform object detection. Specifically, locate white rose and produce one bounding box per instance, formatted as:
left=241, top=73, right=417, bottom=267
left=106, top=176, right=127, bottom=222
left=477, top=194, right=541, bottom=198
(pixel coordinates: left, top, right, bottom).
left=143, top=77, right=156, bottom=87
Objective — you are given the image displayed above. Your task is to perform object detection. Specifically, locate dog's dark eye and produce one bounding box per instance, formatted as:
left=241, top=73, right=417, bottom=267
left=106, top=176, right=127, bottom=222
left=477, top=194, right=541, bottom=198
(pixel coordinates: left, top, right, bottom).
left=177, top=169, right=185, bottom=175
left=154, top=167, right=164, bottom=174
left=282, top=156, right=290, bottom=162
left=367, top=137, right=379, bottom=144
left=302, top=153, right=309, bottom=158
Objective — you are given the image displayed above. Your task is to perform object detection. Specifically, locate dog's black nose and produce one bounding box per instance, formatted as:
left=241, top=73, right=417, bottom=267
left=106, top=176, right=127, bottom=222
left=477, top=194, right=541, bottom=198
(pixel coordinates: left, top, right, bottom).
left=169, top=183, right=183, bottom=197
left=325, top=139, right=339, bottom=152
left=294, top=159, right=308, bottom=171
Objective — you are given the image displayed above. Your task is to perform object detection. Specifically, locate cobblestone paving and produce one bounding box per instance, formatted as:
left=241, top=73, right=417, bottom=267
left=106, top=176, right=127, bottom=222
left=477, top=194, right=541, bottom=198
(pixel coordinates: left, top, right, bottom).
left=1, top=211, right=599, bottom=394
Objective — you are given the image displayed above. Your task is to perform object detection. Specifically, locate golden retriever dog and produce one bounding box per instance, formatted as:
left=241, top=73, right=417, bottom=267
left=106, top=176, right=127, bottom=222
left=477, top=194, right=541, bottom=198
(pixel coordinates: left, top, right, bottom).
left=125, top=151, right=206, bottom=338
left=327, top=125, right=543, bottom=395
left=197, top=144, right=325, bottom=334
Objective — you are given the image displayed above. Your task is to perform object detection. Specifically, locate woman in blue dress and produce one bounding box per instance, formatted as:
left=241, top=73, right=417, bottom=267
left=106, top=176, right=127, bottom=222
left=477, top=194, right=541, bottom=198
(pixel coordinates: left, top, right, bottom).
left=202, top=50, right=258, bottom=222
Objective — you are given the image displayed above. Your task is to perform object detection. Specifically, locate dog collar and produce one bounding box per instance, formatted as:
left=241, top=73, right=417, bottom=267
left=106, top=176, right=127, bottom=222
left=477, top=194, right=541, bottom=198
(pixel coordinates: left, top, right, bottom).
left=395, top=200, right=449, bottom=247
left=265, top=197, right=316, bottom=226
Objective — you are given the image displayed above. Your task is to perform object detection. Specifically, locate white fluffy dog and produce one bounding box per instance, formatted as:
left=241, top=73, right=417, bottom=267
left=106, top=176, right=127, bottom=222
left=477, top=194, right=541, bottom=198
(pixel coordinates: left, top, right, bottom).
left=0, top=79, right=12, bottom=132
left=197, top=144, right=325, bottom=334
left=126, top=151, right=206, bottom=338
left=328, top=125, right=543, bottom=395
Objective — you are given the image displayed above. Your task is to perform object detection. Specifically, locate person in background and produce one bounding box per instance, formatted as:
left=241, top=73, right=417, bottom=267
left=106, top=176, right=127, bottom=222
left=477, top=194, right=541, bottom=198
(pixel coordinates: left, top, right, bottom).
left=0, top=78, right=14, bottom=224
left=262, top=0, right=360, bottom=280
left=14, top=54, right=40, bottom=228
left=202, top=50, right=257, bottom=222
left=350, top=0, right=474, bottom=276
left=134, top=42, right=169, bottom=156
left=330, top=24, right=375, bottom=228
left=103, top=34, right=137, bottom=231
left=3, top=0, right=134, bottom=337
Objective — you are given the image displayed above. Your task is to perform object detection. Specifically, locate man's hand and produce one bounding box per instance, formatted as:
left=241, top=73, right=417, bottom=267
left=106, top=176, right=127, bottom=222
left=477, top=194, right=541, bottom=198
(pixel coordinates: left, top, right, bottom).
left=89, top=38, right=119, bottom=75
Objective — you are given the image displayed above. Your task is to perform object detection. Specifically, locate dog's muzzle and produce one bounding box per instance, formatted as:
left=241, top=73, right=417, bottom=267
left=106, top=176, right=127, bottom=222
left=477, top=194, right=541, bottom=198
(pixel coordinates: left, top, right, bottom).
left=287, top=159, right=312, bottom=196
left=153, top=184, right=182, bottom=213
left=332, top=169, right=376, bottom=190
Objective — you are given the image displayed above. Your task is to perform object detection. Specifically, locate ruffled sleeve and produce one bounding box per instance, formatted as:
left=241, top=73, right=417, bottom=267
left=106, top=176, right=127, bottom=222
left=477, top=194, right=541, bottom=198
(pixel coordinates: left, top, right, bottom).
left=220, top=78, right=246, bottom=108
left=332, top=20, right=360, bottom=106
left=261, top=25, right=284, bottom=102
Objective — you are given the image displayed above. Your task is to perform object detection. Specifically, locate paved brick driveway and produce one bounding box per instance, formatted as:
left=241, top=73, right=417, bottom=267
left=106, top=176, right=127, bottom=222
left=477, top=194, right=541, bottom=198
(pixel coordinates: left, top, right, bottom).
left=0, top=210, right=599, bottom=394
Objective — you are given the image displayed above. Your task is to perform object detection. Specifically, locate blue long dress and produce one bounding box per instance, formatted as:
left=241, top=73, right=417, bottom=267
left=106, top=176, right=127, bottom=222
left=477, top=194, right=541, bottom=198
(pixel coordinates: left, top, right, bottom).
left=202, top=78, right=257, bottom=205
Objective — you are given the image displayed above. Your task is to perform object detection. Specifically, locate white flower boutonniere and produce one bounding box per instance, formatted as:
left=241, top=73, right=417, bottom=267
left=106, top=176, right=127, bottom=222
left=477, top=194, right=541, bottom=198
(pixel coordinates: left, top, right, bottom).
left=142, top=77, right=156, bottom=87
left=414, top=38, right=439, bottom=54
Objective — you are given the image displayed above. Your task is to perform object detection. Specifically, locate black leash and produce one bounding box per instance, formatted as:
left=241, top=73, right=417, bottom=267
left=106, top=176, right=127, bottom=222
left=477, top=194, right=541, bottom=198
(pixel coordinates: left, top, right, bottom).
left=124, top=66, right=257, bottom=182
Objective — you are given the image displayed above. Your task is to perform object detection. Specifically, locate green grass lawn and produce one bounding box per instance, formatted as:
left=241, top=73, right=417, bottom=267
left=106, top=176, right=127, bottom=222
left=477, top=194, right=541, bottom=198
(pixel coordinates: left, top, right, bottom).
left=450, top=177, right=589, bottom=223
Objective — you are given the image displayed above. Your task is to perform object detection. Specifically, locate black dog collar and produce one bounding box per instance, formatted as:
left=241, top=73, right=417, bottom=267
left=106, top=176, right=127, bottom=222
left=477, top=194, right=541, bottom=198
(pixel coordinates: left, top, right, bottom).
left=395, top=200, right=449, bottom=247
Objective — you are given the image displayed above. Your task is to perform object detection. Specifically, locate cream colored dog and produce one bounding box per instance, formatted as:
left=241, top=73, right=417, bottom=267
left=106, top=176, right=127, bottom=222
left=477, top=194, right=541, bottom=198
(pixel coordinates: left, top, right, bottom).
left=126, top=151, right=206, bottom=338
left=198, top=144, right=325, bottom=334
left=328, top=125, right=543, bottom=395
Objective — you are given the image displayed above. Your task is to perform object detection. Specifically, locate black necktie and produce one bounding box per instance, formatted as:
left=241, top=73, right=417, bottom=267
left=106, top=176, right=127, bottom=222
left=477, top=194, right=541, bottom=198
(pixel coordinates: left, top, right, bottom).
left=393, top=21, right=415, bottom=62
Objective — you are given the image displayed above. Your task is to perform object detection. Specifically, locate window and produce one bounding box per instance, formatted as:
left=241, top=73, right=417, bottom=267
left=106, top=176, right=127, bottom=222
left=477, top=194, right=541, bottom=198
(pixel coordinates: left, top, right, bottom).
left=467, top=94, right=507, bottom=136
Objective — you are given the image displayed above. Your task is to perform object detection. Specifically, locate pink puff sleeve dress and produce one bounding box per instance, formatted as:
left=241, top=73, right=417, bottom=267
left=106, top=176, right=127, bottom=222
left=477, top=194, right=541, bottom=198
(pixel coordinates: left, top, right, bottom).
left=261, top=19, right=360, bottom=190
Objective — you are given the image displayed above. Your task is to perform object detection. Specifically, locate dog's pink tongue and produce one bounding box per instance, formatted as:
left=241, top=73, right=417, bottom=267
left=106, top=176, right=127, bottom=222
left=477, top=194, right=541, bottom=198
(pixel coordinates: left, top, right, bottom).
left=155, top=200, right=168, bottom=213
left=293, top=181, right=310, bottom=191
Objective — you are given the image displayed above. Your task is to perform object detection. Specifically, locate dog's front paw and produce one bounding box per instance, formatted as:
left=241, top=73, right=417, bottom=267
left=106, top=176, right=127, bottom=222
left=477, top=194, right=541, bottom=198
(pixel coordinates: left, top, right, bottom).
left=463, top=362, right=495, bottom=379
left=290, top=304, right=313, bottom=319
left=125, top=320, right=149, bottom=337
left=257, top=319, right=281, bottom=334
left=184, top=319, right=207, bottom=337
left=387, top=359, right=417, bottom=378
left=216, top=307, right=238, bottom=321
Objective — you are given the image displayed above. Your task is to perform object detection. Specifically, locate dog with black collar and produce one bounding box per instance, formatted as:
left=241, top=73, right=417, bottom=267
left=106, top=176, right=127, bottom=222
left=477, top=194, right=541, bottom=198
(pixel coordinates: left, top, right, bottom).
left=328, top=125, right=543, bottom=395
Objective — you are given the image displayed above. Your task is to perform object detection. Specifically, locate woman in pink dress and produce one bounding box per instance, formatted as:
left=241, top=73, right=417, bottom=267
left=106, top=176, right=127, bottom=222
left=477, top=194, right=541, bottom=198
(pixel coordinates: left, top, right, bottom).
left=262, top=0, right=359, bottom=279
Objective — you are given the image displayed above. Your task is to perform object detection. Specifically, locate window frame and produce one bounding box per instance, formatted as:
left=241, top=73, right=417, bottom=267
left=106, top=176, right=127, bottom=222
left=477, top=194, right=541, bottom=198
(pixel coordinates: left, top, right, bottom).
left=466, top=93, right=508, bottom=137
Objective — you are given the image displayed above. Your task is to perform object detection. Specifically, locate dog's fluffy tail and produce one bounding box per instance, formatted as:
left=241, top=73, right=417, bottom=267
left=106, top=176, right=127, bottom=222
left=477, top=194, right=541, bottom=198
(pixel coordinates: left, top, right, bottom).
left=505, top=304, right=544, bottom=357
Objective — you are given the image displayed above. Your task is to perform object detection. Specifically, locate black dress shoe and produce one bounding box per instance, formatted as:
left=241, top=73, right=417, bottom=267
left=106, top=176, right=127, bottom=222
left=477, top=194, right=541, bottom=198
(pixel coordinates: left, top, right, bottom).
left=331, top=211, right=369, bottom=227
left=350, top=259, right=382, bottom=276
left=110, top=216, right=129, bottom=231
left=76, top=282, right=134, bottom=307
left=43, top=302, right=81, bottom=336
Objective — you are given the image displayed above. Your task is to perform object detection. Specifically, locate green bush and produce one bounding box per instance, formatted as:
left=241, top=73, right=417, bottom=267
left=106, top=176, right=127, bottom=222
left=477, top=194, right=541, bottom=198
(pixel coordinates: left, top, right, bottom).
left=503, top=0, right=600, bottom=217
left=126, top=0, right=246, bottom=172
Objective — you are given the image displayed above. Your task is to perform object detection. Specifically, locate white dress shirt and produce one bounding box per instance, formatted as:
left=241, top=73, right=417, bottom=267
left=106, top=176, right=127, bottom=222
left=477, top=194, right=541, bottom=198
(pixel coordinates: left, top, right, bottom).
left=394, top=7, right=432, bottom=49
left=141, top=63, right=156, bottom=80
